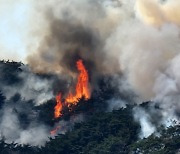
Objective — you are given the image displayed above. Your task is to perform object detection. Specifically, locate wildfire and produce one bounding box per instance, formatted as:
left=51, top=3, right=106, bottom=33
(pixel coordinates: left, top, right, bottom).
left=66, top=59, right=90, bottom=104
left=54, top=94, right=63, bottom=118
left=50, top=126, right=61, bottom=136
left=54, top=59, right=90, bottom=119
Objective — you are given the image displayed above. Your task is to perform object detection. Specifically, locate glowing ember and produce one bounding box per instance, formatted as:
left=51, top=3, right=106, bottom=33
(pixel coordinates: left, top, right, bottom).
left=50, top=126, right=61, bottom=136
left=54, top=93, right=63, bottom=118
left=54, top=59, right=90, bottom=119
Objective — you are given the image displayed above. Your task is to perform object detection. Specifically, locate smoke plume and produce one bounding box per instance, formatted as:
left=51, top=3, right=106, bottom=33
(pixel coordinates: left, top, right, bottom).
left=0, top=0, right=180, bottom=143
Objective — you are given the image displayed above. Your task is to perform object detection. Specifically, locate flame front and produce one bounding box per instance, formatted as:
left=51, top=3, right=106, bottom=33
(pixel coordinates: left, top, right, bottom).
left=54, top=93, right=63, bottom=118
left=54, top=59, right=90, bottom=119
left=66, top=59, right=90, bottom=104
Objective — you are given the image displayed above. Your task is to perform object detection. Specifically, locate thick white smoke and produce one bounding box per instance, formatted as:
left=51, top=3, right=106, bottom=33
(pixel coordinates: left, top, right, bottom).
left=133, top=107, right=156, bottom=138
left=0, top=107, right=49, bottom=146
left=0, top=65, right=54, bottom=105
left=110, top=0, right=180, bottom=136
left=103, top=0, right=180, bottom=137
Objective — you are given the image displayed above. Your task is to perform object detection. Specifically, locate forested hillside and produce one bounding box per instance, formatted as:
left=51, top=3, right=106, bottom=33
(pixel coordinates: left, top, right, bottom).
left=0, top=107, right=179, bottom=154
left=0, top=61, right=179, bottom=154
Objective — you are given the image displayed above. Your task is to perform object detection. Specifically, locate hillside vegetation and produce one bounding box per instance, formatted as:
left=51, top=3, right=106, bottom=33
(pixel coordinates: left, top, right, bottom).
left=0, top=61, right=179, bottom=154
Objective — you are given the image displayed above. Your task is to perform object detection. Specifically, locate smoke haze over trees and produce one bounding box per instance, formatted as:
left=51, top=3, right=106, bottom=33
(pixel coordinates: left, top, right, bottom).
left=0, top=0, right=180, bottom=153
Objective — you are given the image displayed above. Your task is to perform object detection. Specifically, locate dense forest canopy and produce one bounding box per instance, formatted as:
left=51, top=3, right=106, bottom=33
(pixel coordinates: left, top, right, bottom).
left=0, top=61, right=179, bottom=154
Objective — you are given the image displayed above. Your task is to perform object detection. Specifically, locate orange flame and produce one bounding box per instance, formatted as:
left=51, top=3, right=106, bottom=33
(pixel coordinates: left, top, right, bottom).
left=54, top=59, right=90, bottom=119
left=66, top=59, right=90, bottom=104
left=54, top=93, right=63, bottom=118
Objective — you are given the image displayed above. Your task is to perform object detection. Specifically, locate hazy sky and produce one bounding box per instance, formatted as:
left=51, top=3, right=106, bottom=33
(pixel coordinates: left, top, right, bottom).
left=0, top=0, right=46, bottom=62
